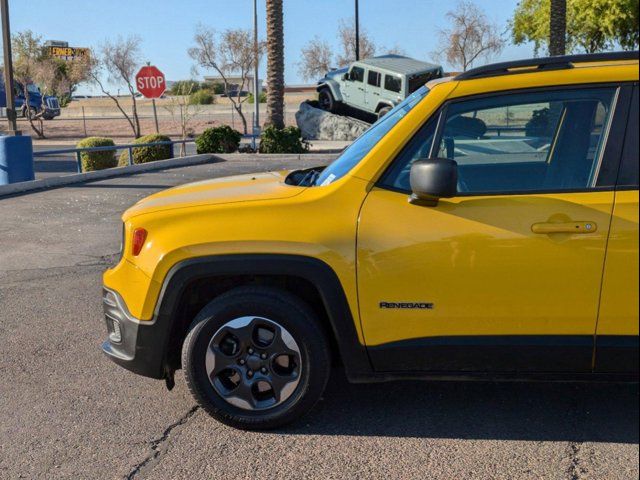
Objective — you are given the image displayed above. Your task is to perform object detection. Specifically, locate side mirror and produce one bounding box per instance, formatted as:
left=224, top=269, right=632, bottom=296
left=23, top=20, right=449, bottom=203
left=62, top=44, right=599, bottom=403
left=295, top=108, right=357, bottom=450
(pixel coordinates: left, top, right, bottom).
left=409, top=158, right=458, bottom=206
left=342, top=73, right=349, bottom=81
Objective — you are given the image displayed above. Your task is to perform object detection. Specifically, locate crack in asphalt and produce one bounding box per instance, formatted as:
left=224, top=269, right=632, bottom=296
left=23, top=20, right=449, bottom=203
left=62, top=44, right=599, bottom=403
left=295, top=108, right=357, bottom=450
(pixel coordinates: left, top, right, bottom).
left=125, top=406, right=200, bottom=479
left=566, top=387, right=588, bottom=480
left=567, top=442, right=583, bottom=480
left=0, top=253, right=119, bottom=282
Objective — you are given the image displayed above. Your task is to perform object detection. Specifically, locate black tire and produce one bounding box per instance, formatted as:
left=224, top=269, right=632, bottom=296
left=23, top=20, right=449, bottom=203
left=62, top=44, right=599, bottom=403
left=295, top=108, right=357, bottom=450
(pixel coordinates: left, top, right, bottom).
left=22, top=106, right=38, bottom=119
left=377, top=106, right=392, bottom=120
left=182, top=286, right=331, bottom=430
left=318, top=88, right=336, bottom=113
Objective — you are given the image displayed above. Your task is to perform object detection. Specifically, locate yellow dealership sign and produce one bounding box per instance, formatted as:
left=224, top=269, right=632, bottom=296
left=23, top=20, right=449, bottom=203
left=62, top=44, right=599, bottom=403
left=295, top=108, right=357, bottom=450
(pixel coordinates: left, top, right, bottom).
left=49, top=46, right=90, bottom=60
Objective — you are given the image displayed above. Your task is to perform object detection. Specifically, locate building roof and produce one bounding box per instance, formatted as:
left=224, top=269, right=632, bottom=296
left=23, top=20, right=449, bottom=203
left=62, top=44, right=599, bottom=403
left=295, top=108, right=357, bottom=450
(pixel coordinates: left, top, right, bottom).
left=357, top=55, right=441, bottom=75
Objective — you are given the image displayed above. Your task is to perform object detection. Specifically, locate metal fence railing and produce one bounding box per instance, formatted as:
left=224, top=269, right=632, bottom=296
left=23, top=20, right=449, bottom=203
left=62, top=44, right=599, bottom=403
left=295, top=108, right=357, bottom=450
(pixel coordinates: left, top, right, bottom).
left=32, top=139, right=197, bottom=174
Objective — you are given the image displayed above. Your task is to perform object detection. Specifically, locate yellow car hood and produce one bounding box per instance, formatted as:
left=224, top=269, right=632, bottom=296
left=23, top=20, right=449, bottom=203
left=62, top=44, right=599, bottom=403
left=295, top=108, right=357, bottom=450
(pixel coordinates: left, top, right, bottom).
left=123, top=170, right=304, bottom=219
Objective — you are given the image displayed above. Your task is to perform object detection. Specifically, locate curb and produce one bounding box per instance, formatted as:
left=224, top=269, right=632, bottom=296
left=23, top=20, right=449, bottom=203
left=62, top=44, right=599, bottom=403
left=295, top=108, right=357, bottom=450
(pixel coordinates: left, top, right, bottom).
left=0, top=154, right=219, bottom=198
left=0, top=153, right=336, bottom=198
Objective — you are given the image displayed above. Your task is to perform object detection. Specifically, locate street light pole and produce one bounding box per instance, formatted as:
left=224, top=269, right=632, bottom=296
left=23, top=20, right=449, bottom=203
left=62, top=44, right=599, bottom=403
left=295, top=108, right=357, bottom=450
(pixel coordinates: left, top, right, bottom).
left=1, top=0, right=20, bottom=135
left=252, top=0, right=260, bottom=149
left=354, top=0, right=360, bottom=61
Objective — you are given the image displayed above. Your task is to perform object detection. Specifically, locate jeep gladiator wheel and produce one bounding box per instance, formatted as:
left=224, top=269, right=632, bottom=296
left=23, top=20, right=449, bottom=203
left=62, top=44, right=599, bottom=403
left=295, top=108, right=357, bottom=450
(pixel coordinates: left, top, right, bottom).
left=182, top=286, right=331, bottom=430
left=318, top=88, right=336, bottom=113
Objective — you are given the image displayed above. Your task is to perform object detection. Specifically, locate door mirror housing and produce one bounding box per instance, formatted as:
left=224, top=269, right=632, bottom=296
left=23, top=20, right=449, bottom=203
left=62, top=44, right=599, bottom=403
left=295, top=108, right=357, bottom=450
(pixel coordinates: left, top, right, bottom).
left=342, top=73, right=350, bottom=81
left=409, top=158, right=458, bottom=206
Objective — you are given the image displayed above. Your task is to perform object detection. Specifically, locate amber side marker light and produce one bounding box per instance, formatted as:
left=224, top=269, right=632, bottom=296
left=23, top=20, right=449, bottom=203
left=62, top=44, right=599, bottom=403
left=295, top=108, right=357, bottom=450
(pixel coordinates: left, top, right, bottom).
left=132, top=228, right=148, bottom=256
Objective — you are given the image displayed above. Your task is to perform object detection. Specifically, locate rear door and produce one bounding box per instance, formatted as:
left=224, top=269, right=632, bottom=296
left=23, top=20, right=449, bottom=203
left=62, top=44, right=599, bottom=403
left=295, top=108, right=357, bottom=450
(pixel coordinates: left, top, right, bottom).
left=365, top=69, right=383, bottom=113
left=595, top=85, right=639, bottom=373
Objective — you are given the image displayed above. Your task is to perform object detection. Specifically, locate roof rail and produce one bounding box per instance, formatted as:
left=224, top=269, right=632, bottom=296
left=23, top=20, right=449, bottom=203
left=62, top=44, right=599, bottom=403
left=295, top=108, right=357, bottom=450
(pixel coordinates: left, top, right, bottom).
left=455, top=51, right=639, bottom=81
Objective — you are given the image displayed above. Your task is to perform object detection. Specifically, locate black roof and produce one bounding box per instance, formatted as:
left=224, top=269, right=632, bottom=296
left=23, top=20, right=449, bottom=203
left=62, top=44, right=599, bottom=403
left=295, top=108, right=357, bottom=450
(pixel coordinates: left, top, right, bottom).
left=456, top=51, right=639, bottom=81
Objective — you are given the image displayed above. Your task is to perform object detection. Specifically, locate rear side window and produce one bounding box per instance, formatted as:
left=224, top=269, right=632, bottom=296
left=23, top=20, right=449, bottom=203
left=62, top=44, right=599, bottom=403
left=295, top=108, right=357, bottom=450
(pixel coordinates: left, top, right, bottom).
left=368, top=70, right=381, bottom=88
left=385, top=75, right=402, bottom=93
left=349, top=67, right=364, bottom=82
left=617, top=86, right=639, bottom=188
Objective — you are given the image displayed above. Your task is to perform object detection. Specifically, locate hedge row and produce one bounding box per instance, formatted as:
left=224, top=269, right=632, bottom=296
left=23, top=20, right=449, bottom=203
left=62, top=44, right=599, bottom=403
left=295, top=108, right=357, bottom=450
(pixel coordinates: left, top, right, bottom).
left=75, top=134, right=173, bottom=172
left=75, top=125, right=309, bottom=172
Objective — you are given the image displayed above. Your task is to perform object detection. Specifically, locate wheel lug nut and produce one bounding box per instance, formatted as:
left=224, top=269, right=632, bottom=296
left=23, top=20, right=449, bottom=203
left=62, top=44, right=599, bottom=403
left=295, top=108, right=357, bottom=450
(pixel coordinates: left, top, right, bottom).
left=260, top=353, right=267, bottom=359
left=248, top=348, right=254, bottom=354
left=260, top=367, right=267, bottom=374
left=239, top=359, right=245, bottom=365
left=247, top=370, right=253, bottom=377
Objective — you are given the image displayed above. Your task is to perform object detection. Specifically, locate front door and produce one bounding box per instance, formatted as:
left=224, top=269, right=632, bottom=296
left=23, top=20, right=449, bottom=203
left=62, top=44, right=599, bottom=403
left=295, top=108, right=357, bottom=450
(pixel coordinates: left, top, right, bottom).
left=342, top=66, right=366, bottom=108
left=357, top=85, right=624, bottom=373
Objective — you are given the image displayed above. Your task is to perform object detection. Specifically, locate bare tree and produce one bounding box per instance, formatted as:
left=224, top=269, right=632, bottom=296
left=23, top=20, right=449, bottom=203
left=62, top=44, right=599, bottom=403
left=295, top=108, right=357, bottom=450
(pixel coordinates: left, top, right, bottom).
left=266, top=0, right=285, bottom=129
left=11, top=30, right=47, bottom=138
left=163, top=81, right=202, bottom=156
left=92, top=36, right=142, bottom=137
left=189, top=26, right=264, bottom=134
left=298, top=36, right=333, bottom=82
left=383, top=44, right=408, bottom=56
left=433, top=1, right=504, bottom=71
left=549, top=0, right=567, bottom=55
left=337, top=18, right=376, bottom=67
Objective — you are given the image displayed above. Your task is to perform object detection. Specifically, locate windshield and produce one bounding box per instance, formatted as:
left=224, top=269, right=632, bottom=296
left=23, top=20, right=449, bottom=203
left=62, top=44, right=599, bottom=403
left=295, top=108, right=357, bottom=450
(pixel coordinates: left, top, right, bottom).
left=27, top=84, right=40, bottom=95
left=314, top=85, right=430, bottom=186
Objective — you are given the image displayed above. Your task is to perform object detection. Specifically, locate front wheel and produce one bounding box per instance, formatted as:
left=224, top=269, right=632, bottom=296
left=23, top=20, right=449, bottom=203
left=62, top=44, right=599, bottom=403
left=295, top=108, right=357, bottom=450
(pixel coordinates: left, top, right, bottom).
left=22, top=106, right=38, bottom=119
left=318, top=88, right=336, bottom=113
left=182, top=286, right=331, bottom=430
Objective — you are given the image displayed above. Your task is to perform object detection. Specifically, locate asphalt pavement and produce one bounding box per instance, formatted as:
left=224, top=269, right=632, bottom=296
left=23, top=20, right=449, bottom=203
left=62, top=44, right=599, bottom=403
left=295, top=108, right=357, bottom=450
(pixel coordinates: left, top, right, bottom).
left=0, top=157, right=638, bottom=479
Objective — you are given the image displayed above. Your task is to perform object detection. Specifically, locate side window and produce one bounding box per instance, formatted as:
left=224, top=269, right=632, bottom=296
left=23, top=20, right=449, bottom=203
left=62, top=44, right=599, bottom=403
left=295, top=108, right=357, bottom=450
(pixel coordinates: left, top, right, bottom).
left=617, top=86, right=639, bottom=188
left=379, top=115, right=438, bottom=191
left=368, top=70, right=381, bottom=88
left=349, top=66, right=364, bottom=82
left=385, top=75, right=402, bottom=93
left=434, top=87, right=617, bottom=194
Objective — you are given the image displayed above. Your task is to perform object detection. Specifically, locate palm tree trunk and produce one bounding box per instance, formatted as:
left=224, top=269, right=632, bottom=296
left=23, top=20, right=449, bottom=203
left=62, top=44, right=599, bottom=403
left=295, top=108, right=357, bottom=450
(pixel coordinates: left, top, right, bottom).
left=549, top=0, right=567, bottom=56
left=265, top=0, right=285, bottom=129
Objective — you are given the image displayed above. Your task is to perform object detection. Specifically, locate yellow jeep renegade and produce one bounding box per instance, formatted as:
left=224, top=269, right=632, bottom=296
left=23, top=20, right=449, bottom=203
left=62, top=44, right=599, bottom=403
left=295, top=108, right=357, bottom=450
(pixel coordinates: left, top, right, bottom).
left=103, top=52, right=639, bottom=429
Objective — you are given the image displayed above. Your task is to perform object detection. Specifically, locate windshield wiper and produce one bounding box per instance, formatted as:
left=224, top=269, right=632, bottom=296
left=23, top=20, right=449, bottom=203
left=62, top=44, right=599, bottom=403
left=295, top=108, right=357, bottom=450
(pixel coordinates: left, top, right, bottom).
left=284, top=166, right=325, bottom=186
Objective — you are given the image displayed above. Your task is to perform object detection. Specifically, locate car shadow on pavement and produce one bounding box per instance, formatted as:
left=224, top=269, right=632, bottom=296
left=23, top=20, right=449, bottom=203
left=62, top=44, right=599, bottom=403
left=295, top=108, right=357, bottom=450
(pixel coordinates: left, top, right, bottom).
left=283, top=370, right=639, bottom=444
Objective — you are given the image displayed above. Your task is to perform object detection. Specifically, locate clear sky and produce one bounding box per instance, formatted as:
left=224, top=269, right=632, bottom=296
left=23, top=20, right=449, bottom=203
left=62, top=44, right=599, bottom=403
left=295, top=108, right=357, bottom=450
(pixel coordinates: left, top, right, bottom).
left=5, top=0, right=534, bottom=94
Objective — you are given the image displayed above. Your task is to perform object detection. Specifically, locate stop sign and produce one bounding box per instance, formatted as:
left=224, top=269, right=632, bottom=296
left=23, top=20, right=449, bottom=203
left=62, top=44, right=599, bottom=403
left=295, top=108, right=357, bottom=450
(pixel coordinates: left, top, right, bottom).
left=136, top=66, right=166, bottom=98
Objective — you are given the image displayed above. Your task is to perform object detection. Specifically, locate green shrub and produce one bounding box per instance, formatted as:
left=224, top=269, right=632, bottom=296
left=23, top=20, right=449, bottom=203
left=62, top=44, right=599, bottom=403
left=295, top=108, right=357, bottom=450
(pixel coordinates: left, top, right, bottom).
left=170, top=80, right=201, bottom=96
left=58, top=93, right=72, bottom=108
left=247, top=91, right=267, bottom=104
left=203, top=81, right=225, bottom=94
left=259, top=126, right=309, bottom=154
left=118, top=134, right=172, bottom=166
left=195, top=125, right=242, bottom=154
left=188, top=89, right=215, bottom=105
left=76, top=137, right=117, bottom=172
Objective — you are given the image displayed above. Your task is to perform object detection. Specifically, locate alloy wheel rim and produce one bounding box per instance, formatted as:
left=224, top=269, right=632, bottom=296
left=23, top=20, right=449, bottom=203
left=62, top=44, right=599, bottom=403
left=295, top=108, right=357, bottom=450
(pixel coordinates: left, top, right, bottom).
left=205, top=316, right=302, bottom=411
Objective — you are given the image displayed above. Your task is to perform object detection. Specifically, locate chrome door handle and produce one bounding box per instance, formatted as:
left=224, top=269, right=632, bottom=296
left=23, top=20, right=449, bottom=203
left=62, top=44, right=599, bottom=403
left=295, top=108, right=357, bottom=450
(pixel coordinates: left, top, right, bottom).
left=531, top=221, right=598, bottom=234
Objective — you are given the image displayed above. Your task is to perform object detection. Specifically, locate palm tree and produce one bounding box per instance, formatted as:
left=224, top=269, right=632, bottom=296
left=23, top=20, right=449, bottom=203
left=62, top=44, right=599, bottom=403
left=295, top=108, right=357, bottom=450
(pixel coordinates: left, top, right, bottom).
left=265, top=0, right=285, bottom=129
left=549, top=0, right=566, bottom=56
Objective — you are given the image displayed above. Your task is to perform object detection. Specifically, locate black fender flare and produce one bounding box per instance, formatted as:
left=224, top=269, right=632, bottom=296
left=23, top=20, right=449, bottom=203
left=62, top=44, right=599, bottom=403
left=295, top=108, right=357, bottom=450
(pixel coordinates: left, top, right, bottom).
left=154, top=254, right=373, bottom=380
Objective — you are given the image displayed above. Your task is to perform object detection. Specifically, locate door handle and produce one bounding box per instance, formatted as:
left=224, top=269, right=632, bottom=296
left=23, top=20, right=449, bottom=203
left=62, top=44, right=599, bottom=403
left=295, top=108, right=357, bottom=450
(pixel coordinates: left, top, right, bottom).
left=357, top=87, right=364, bottom=91
left=531, top=221, right=598, bottom=234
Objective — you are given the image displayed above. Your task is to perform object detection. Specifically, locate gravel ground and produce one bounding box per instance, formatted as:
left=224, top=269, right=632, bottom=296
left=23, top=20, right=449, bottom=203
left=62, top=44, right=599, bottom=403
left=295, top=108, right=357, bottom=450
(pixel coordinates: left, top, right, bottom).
left=0, top=157, right=637, bottom=479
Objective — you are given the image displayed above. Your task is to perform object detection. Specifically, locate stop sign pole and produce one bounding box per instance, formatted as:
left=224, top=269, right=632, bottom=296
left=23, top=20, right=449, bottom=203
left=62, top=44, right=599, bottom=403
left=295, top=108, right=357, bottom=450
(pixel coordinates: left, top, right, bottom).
left=136, top=64, right=166, bottom=133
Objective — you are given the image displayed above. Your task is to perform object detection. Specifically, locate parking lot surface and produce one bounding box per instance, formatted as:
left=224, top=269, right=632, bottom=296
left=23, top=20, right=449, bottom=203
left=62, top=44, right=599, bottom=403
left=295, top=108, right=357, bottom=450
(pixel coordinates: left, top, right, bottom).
left=0, top=157, right=638, bottom=479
